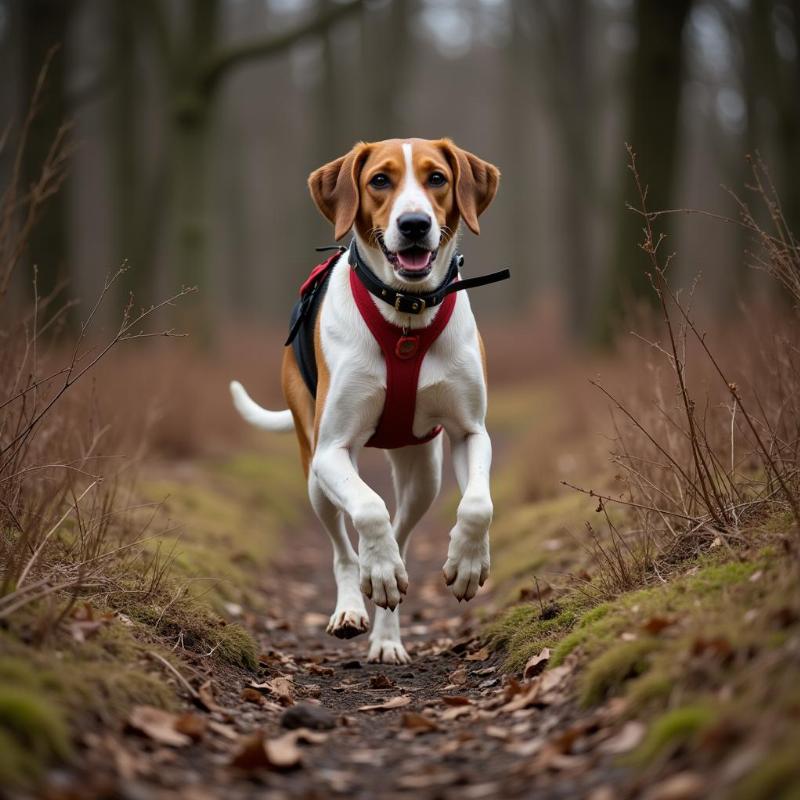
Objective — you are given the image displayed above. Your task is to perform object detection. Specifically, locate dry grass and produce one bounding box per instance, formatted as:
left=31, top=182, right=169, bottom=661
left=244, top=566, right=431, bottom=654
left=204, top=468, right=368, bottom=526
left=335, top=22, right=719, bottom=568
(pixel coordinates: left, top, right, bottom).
left=0, top=63, right=195, bottom=633
left=568, top=147, right=800, bottom=599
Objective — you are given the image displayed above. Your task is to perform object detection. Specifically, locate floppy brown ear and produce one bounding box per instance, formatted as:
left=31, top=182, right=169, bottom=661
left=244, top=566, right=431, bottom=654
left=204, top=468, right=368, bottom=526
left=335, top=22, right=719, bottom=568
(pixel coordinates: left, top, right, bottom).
left=308, top=143, right=369, bottom=240
left=440, top=141, right=500, bottom=235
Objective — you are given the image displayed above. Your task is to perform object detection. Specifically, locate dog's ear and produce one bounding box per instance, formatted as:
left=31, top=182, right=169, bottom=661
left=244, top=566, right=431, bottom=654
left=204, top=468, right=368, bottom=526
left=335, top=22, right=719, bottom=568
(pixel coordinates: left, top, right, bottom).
left=308, top=143, right=370, bottom=241
left=440, top=140, right=500, bottom=235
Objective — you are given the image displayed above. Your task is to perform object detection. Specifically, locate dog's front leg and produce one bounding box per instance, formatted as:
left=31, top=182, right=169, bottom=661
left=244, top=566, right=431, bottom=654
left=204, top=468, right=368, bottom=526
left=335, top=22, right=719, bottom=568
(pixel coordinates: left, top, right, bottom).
left=444, top=428, right=493, bottom=601
left=312, top=445, right=408, bottom=610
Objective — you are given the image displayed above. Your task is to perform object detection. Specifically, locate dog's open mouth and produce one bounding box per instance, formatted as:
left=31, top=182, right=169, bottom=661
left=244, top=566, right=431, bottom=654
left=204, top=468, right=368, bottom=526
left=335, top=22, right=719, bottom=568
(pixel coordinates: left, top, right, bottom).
left=378, top=236, right=436, bottom=281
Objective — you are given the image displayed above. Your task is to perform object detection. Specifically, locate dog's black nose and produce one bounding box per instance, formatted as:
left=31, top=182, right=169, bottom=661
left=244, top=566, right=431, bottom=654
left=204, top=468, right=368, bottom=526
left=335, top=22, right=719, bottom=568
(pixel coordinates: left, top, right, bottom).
left=397, top=213, right=432, bottom=241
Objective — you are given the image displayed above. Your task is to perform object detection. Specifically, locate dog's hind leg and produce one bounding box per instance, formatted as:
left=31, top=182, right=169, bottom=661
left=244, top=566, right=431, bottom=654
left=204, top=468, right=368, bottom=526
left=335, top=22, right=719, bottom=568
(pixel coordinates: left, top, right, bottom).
left=369, top=436, right=443, bottom=664
left=309, top=473, right=370, bottom=639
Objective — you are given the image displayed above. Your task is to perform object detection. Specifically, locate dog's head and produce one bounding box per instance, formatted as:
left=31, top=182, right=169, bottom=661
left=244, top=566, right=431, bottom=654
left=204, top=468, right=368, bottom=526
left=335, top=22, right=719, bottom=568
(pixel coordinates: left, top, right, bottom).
left=308, top=138, right=499, bottom=289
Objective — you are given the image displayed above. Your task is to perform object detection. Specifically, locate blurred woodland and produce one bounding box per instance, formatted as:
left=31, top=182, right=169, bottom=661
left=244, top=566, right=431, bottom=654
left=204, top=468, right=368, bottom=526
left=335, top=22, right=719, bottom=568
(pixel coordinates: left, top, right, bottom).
left=2, top=0, right=799, bottom=343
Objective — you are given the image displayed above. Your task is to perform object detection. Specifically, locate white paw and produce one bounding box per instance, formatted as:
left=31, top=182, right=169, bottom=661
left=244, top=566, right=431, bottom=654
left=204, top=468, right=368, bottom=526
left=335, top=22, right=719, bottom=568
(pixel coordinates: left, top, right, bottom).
left=359, top=537, right=408, bottom=611
left=368, top=639, right=411, bottom=664
left=442, top=532, right=490, bottom=602
left=326, top=608, right=370, bottom=640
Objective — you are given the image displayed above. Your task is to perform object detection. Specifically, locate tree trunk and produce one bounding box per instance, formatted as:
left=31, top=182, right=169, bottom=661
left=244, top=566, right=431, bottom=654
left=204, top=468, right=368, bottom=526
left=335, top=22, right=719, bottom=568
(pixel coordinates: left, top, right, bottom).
left=19, top=0, right=70, bottom=303
left=600, top=0, right=693, bottom=340
left=167, top=0, right=220, bottom=339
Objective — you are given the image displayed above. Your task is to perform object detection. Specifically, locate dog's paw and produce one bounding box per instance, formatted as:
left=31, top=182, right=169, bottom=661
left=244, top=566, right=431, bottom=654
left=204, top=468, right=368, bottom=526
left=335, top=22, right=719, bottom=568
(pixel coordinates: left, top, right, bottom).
left=359, top=537, right=408, bottom=611
left=368, top=638, right=411, bottom=665
left=326, top=608, right=370, bottom=639
left=442, top=532, right=490, bottom=602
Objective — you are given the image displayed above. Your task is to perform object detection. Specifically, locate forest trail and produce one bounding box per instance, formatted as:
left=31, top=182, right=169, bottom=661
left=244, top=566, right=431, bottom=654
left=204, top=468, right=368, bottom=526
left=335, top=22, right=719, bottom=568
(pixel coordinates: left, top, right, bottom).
left=49, top=455, right=635, bottom=800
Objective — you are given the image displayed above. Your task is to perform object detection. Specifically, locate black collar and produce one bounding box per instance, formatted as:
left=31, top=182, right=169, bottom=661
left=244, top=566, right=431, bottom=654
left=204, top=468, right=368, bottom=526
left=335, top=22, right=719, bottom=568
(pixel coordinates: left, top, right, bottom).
left=347, top=240, right=510, bottom=316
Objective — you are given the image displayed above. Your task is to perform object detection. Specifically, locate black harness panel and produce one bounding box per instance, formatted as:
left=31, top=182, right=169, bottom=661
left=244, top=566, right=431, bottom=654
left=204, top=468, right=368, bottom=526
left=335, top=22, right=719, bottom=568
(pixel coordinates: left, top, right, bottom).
left=288, top=267, right=332, bottom=398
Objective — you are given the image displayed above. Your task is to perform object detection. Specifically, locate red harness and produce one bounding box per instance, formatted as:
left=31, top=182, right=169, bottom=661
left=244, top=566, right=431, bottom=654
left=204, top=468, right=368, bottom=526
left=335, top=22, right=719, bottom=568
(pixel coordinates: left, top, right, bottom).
left=349, top=268, right=456, bottom=449
left=287, top=247, right=509, bottom=450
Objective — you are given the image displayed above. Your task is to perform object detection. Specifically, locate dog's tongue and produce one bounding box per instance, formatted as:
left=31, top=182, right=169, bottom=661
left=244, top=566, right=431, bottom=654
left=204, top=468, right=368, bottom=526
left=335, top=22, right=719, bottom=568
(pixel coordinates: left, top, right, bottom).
left=397, top=248, right=432, bottom=271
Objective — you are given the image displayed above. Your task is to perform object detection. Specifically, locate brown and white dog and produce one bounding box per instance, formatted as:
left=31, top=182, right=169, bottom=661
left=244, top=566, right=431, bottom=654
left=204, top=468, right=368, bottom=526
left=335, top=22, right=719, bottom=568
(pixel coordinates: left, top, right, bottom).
left=230, top=138, right=500, bottom=663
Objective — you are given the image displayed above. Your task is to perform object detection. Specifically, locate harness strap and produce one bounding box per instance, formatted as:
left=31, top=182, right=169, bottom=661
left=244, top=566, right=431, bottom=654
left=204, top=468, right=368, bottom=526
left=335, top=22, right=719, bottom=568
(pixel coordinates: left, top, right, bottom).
left=349, top=267, right=457, bottom=449
left=349, top=242, right=510, bottom=315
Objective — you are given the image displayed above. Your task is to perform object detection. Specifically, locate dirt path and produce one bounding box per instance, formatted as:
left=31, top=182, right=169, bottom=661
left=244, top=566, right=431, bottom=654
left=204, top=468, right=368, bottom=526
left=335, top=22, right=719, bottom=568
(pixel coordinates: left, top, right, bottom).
left=44, top=463, right=636, bottom=800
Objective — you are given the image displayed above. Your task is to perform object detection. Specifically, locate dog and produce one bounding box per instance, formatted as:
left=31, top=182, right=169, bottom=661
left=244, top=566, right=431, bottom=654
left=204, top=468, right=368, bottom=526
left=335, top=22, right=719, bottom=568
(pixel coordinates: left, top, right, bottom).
left=230, top=138, right=502, bottom=664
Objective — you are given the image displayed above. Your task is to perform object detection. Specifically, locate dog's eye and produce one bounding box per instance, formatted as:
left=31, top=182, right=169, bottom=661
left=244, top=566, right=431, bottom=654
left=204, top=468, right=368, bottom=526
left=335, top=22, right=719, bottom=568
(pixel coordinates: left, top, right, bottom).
left=369, top=173, right=390, bottom=189
left=428, top=171, right=447, bottom=187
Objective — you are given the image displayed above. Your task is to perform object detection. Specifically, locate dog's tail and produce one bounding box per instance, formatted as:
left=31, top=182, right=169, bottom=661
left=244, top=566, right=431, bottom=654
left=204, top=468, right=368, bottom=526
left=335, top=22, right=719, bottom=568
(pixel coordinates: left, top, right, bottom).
left=229, top=381, right=295, bottom=433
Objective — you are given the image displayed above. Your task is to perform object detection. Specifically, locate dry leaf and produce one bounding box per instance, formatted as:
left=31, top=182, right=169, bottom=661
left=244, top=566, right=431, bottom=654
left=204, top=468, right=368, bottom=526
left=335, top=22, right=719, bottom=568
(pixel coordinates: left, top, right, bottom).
left=642, top=772, right=705, bottom=800
left=449, top=667, right=467, bottom=685
left=441, top=696, right=472, bottom=707
left=174, top=713, right=207, bottom=742
left=642, top=616, right=675, bottom=635
left=600, top=721, right=646, bottom=755
left=369, top=673, right=397, bottom=689
left=208, top=720, right=238, bottom=741
left=231, top=730, right=302, bottom=770
left=358, top=695, right=411, bottom=712
left=485, top=725, right=510, bottom=740
left=128, top=706, right=191, bottom=747
left=465, top=646, right=490, bottom=662
left=250, top=676, right=294, bottom=706
left=523, top=648, right=551, bottom=679
left=306, top=663, right=335, bottom=676
left=401, top=712, right=439, bottom=733
left=440, top=705, right=472, bottom=721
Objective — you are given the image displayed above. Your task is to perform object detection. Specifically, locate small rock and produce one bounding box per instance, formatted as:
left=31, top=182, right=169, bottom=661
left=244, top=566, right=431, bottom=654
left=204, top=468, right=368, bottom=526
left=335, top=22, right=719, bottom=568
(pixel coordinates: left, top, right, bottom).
left=280, top=702, right=336, bottom=731
left=341, top=659, right=362, bottom=669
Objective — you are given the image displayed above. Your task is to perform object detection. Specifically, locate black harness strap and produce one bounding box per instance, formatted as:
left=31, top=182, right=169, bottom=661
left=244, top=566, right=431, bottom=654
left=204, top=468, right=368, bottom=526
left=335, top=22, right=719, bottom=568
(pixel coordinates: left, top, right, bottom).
left=349, top=241, right=511, bottom=315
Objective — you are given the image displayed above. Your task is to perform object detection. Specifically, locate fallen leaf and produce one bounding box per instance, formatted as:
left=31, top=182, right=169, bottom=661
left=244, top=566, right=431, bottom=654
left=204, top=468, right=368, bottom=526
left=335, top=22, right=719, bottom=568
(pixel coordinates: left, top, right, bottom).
left=642, top=772, right=705, bottom=800
left=208, top=720, right=238, bottom=740
left=441, top=696, right=472, bottom=707
left=369, top=673, right=396, bottom=689
left=174, top=713, right=207, bottom=742
left=600, top=721, right=646, bottom=755
left=401, top=712, right=439, bottom=733
left=485, top=725, right=510, bottom=740
left=440, top=705, right=472, bottom=721
left=523, top=648, right=551, bottom=679
left=305, top=663, right=335, bottom=676
left=358, top=695, right=411, bottom=712
left=250, top=676, right=294, bottom=706
left=241, top=687, right=265, bottom=704
left=231, top=730, right=302, bottom=770
left=449, top=667, right=467, bottom=685
left=642, top=616, right=676, bottom=635
left=465, top=646, right=490, bottom=662
left=128, top=706, right=191, bottom=747
left=691, top=636, right=734, bottom=662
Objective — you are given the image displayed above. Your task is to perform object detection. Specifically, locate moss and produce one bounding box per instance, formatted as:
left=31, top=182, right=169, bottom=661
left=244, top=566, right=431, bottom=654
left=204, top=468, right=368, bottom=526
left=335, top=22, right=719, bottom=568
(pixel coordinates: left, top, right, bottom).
left=125, top=588, right=257, bottom=670
left=633, top=706, right=717, bottom=764
left=0, top=688, right=71, bottom=760
left=0, top=688, right=72, bottom=786
left=486, top=597, right=587, bottom=672
left=734, top=743, right=800, bottom=800
left=626, top=671, right=674, bottom=710
left=579, top=639, right=658, bottom=707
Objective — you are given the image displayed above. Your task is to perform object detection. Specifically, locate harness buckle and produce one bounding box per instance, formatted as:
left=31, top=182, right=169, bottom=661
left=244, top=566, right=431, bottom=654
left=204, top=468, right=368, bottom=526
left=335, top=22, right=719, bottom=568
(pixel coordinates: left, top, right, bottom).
left=394, top=294, right=425, bottom=313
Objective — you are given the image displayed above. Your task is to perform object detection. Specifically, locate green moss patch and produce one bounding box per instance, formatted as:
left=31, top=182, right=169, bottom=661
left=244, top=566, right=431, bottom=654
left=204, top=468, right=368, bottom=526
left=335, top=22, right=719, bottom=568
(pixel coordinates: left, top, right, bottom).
left=633, top=705, right=718, bottom=764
